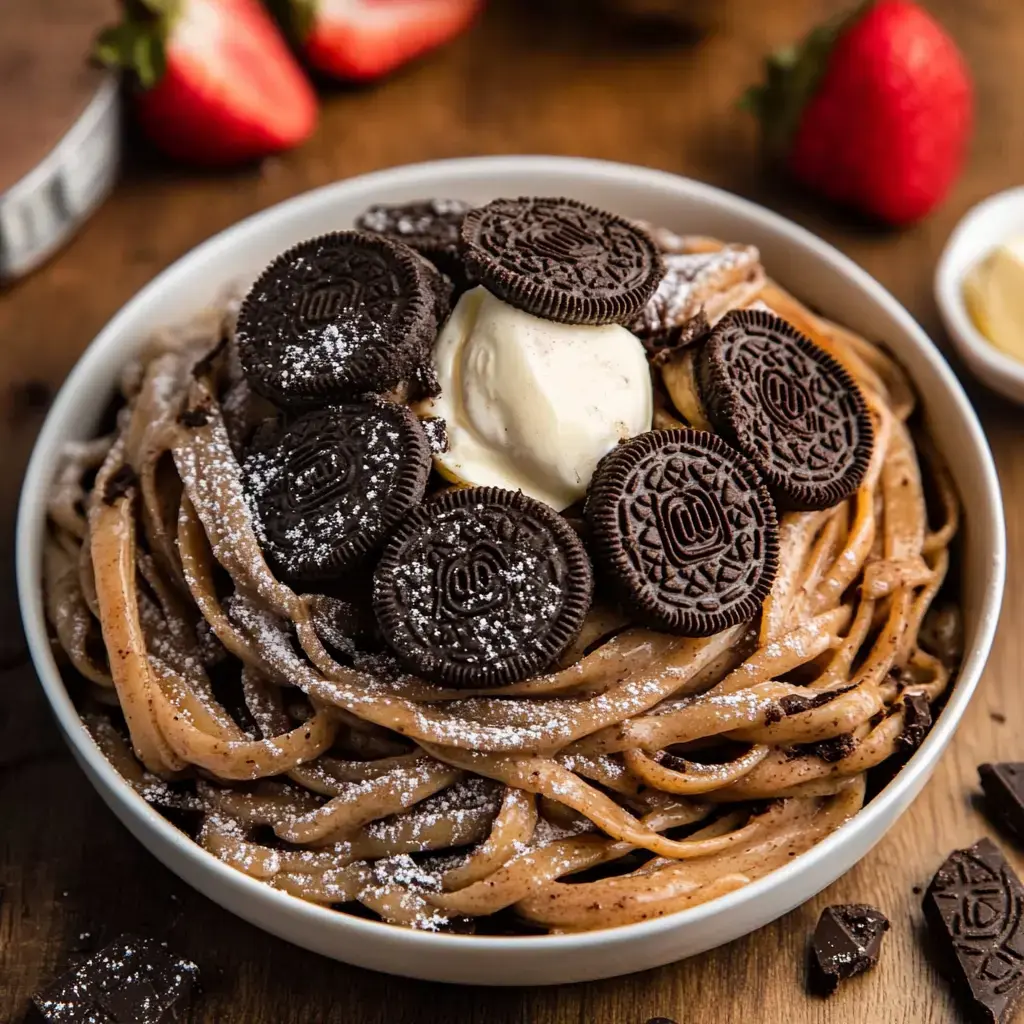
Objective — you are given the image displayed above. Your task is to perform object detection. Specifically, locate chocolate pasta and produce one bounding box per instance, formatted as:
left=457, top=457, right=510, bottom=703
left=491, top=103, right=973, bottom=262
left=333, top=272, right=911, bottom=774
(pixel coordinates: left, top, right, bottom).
left=43, top=224, right=961, bottom=935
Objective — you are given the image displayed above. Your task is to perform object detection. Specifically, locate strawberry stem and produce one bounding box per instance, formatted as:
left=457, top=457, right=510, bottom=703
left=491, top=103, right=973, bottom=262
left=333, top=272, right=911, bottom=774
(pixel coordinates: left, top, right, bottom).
left=93, top=0, right=182, bottom=89
left=741, top=0, right=873, bottom=159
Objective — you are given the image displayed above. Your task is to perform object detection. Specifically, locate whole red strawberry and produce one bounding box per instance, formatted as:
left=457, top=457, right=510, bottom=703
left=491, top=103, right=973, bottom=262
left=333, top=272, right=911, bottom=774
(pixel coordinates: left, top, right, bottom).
left=744, top=0, right=973, bottom=225
left=96, top=0, right=317, bottom=166
left=269, top=0, right=483, bottom=82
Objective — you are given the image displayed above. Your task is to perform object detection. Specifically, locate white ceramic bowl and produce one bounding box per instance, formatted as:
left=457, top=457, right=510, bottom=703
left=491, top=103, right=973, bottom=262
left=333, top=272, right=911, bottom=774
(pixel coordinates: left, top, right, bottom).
left=936, top=185, right=1024, bottom=404
left=18, top=157, right=1006, bottom=986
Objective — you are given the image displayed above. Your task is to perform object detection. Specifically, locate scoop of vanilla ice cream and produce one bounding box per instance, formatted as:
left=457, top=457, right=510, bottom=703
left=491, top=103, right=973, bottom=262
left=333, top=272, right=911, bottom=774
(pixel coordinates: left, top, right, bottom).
left=421, top=286, right=653, bottom=510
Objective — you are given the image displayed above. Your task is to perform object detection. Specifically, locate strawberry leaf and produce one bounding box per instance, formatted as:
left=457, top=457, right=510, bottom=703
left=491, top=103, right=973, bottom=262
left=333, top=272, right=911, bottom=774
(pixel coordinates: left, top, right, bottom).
left=92, top=0, right=179, bottom=89
left=742, top=0, right=873, bottom=159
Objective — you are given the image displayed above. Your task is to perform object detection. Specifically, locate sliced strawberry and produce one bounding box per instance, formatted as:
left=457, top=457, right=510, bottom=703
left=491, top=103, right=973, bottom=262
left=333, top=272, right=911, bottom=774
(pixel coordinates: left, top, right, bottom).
left=96, top=0, right=317, bottom=165
left=270, top=0, right=483, bottom=82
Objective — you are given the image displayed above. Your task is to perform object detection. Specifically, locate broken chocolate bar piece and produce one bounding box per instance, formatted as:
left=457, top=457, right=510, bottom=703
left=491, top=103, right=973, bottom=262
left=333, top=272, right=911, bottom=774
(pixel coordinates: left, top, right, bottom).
left=33, top=934, right=198, bottom=1023
left=979, top=763, right=1024, bottom=843
left=809, top=903, right=890, bottom=996
left=924, top=838, right=1024, bottom=1024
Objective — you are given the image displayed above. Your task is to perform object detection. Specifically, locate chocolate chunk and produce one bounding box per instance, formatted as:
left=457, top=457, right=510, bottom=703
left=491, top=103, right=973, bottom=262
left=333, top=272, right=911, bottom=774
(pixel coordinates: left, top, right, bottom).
left=33, top=934, right=198, bottom=1023
left=460, top=197, right=664, bottom=325
left=695, top=308, right=874, bottom=511
left=777, top=688, right=849, bottom=717
left=102, top=465, right=138, bottom=505
left=236, top=231, right=449, bottom=406
left=979, top=764, right=1024, bottom=843
left=373, top=486, right=594, bottom=687
left=243, top=401, right=431, bottom=582
left=898, top=692, right=932, bottom=753
left=809, top=904, right=889, bottom=995
left=798, top=733, right=857, bottom=763
left=585, top=429, right=778, bottom=636
left=356, top=198, right=472, bottom=286
left=924, top=838, right=1024, bottom=1024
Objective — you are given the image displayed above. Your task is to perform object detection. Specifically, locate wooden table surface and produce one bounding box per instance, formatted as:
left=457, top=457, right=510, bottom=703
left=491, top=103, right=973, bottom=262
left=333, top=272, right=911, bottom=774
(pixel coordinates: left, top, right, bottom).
left=2, top=1, right=1023, bottom=1020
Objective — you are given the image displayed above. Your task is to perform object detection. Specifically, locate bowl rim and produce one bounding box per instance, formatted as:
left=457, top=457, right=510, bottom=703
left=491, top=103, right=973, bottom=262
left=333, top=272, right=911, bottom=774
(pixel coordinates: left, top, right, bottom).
left=17, top=154, right=1006, bottom=955
left=936, top=184, right=1024, bottom=392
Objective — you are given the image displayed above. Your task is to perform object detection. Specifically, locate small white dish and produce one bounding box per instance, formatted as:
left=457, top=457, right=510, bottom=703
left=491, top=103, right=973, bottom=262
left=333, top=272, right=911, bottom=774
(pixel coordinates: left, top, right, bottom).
left=936, top=185, right=1024, bottom=403
left=18, top=156, right=1006, bottom=985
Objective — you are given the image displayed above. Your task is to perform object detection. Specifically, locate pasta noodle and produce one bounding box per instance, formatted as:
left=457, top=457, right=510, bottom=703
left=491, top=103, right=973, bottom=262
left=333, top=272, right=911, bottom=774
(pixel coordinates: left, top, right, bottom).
left=44, top=235, right=962, bottom=935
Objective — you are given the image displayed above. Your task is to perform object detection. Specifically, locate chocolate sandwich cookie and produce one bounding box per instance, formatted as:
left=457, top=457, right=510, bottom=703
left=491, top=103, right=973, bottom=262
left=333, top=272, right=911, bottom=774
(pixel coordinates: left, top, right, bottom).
left=356, top=198, right=472, bottom=285
left=586, top=429, right=778, bottom=636
left=243, top=401, right=431, bottom=582
left=236, top=231, right=448, bottom=407
left=460, top=196, right=664, bottom=326
left=695, top=308, right=873, bottom=511
left=373, top=487, right=593, bottom=687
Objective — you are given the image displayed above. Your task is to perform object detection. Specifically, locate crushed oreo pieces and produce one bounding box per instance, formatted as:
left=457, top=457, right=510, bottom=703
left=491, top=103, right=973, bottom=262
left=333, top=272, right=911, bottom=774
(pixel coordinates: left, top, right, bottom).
left=32, top=934, right=199, bottom=1023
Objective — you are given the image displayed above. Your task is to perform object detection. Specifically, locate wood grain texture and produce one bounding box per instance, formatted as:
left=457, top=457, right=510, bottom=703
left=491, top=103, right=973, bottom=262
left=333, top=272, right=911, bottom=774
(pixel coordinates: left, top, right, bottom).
left=2, top=1, right=1022, bottom=1020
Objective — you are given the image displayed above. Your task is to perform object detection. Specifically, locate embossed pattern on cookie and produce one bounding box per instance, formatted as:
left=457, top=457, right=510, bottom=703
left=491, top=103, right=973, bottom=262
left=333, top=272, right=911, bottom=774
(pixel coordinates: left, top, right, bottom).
left=460, top=197, right=664, bottom=325
left=243, top=401, right=431, bottom=582
left=236, top=231, right=448, bottom=406
left=696, top=308, right=874, bottom=511
left=924, top=837, right=1024, bottom=1024
left=585, top=429, right=779, bottom=636
left=373, top=486, right=593, bottom=687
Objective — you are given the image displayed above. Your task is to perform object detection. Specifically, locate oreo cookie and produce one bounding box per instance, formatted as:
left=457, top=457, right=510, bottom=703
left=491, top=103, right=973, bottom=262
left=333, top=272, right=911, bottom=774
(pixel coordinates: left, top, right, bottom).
left=695, top=309, right=873, bottom=511
left=356, top=198, right=472, bottom=285
left=236, top=231, right=449, bottom=407
left=373, top=487, right=593, bottom=687
left=586, top=429, right=778, bottom=636
left=243, top=401, right=431, bottom=582
left=460, top=197, right=664, bottom=326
